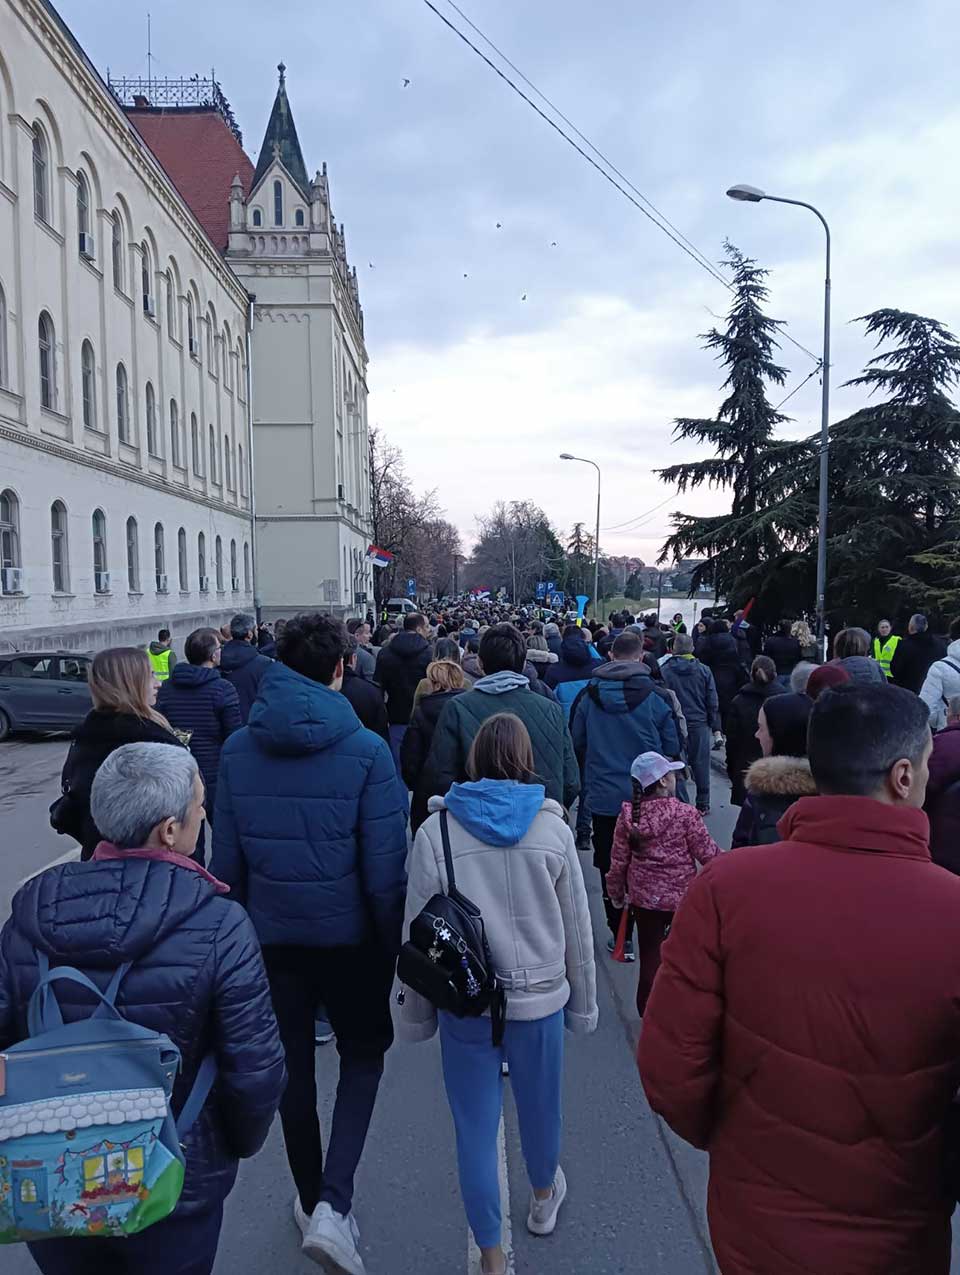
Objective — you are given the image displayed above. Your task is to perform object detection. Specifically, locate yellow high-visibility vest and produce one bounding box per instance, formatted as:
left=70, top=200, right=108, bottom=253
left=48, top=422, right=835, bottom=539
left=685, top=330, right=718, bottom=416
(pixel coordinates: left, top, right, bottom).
left=147, top=647, right=173, bottom=682
left=872, top=635, right=900, bottom=679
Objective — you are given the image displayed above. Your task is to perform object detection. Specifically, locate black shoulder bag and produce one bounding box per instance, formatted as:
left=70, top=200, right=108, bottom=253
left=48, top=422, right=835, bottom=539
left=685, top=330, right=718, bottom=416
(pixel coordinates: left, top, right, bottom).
left=397, top=810, right=506, bottom=1045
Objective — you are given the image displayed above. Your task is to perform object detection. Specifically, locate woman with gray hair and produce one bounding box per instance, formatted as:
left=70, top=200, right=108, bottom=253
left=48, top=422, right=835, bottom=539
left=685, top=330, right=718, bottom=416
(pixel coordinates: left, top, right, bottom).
left=0, top=742, right=285, bottom=1275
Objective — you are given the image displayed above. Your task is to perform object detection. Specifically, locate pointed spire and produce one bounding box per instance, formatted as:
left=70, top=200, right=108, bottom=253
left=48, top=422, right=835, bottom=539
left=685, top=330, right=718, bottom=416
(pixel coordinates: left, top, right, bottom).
left=252, top=62, right=309, bottom=196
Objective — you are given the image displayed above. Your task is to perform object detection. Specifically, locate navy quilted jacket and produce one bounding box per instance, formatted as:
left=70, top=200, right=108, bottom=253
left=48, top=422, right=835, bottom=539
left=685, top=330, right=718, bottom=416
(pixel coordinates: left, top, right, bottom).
left=0, top=859, right=286, bottom=1217
left=157, top=663, right=242, bottom=810
left=211, top=661, right=409, bottom=952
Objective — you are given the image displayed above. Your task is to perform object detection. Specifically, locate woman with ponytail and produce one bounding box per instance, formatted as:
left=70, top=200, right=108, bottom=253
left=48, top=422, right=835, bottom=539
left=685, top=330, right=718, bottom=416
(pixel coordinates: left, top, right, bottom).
left=606, top=752, right=720, bottom=1016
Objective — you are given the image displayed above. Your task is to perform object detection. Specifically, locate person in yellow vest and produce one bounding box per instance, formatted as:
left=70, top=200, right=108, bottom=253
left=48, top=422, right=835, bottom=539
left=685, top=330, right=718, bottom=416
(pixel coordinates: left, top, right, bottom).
left=873, top=619, right=901, bottom=680
left=147, top=627, right=177, bottom=683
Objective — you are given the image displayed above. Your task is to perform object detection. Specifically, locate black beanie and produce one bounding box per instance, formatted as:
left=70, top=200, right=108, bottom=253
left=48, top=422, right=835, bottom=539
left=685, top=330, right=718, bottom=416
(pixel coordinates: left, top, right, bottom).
left=763, top=692, right=813, bottom=757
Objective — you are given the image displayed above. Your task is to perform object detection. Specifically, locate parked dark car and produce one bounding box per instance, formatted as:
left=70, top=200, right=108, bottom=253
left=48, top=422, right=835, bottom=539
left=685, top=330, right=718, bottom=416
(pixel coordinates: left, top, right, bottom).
left=0, top=651, right=93, bottom=739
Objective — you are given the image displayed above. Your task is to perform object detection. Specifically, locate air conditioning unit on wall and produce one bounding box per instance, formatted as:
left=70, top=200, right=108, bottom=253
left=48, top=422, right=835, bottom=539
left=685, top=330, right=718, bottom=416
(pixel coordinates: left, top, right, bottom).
left=199, top=575, right=210, bottom=592
left=79, top=232, right=95, bottom=260
left=95, top=570, right=111, bottom=594
left=1, top=567, right=24, bottom=595
left=156, top=573, right=168, bottom=593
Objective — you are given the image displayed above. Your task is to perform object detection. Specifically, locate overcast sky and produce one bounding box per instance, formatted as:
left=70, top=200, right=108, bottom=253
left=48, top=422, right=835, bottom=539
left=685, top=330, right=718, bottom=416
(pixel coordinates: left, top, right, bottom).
left=59, top=0, right=960, bottom=564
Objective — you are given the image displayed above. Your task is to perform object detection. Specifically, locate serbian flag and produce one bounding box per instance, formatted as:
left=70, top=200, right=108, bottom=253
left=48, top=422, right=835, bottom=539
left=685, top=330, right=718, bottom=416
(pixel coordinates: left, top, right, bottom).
left=366, top=545, right=394, bottom=569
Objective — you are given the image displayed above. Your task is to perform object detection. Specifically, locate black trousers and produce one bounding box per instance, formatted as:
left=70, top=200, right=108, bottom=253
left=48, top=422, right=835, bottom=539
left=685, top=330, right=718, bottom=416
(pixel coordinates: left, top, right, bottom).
left=263, top=944, right=395, bottom=1217
left=592, top=813, right=632, bottom=940
left=29, top=1205, right=223, bottom=1275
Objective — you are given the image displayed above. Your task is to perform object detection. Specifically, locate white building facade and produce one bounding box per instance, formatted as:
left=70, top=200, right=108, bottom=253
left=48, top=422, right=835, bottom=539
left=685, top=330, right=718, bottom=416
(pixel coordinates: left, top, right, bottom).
left=0, top=0, right=255, bottom=653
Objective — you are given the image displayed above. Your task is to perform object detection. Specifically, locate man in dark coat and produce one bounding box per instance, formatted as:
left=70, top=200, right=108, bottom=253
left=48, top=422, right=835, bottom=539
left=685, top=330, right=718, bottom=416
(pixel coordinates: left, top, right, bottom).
left=640, top=684, right=960, bottom=1275
left=212, top=613, right=407, bottom=1273
left=426, top=623, right=579, bottom=809
left=763, top=620, right=803, bottom=679
left=924, top=692, right=960, bottom=873
left=891, top=613, right=946, bottom=694
left=375, top=612, right=432, bottom=767
left=157, top=627, right=242, bottom=826
left=641, top=613, right=668, bottom=660
left=340, top=637, right=389, bottom=742
left=661, top=633, right=721, bottom=813
left=544, top=626, right=601, bottom=719
left=0, top=742, right=285, bottom=1273
left=697, top=620, right=749, bottom=719
left=220, top=612, right=273, bottom=723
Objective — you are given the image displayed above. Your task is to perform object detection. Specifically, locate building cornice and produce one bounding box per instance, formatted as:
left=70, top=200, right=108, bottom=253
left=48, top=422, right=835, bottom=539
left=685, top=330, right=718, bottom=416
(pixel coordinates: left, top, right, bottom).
left=258, top=512, right=372, bottom=537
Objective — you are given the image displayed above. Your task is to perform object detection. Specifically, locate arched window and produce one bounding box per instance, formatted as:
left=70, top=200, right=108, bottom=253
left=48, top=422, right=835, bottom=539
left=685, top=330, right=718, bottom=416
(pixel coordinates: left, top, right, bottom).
left=169, top=400, right=181, bottom=467
left=209, top=425, right=217, bottom=483
left=343, top=545, right=348, bottom=600
left=92, top=508, right=108, bottom=591
left=51, top=500, right=69, bottom=593
left=222, top=327, right=231, bottom=386
left=274, top=180, right=283, bottom=226
left=154, top=522, right=166, bottom=591
left=206, top=313, right=214, bottom=368
left=198, top=531, right=207, bottom=589
left=215, top=535, right=224, bottom=591
left=111, top=213, right=123, bottom=290
left=0, top=283, right=7, bottom=388
left=1, top=489, right=22, bottom=591
left=187, top=295, right=196, bottom=355
left=32, top=125, right=48, bottom=222
left=116, top=363, right=130, bottom=442
left=243, top=541, right=251, bottom=593
left=191, top=412, right=201, bottom=475
left=81, top=340, right=96, bottom=429
left=295, top=208, right=305, bottom=227
left=252, top=208, right=262, bottom=227
left=230, top=539, right=238, bottom=590
left=125, top=516, right=140, bottom=592
left=38, top=311, right=55, bottom=409
left=166, top=271, right=175, bottom=336
left=177, top=527, right=188, bottom=591
left=238, top=443, right=245, bottom=495
left=224, top=433, right=231, bottom=488
left=76, top=171, right=91, bottom=251
left=145, top=382, right=157, bottom=455
left=141, top=242, right=152, bottom=314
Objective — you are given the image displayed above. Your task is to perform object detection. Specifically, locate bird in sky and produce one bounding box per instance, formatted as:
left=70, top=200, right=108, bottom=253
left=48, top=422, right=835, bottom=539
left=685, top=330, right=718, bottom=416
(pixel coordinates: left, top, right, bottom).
left=521, top=293, right=527, bottom=302
left=463, top=272, right=469, bottom=278
left=551, top=241, right=558, bottom=247
left=402, top=78, right=411, bottom=87
left=369, top=262, right=375, bottom=269
left=495, top=222, right=502, bottom=229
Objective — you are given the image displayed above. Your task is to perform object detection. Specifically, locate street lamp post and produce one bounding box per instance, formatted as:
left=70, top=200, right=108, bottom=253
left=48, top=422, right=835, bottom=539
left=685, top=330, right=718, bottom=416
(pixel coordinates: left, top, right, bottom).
left=726, top=184, right=831, bottom=651
left=560, top=454, right=601, bottom=619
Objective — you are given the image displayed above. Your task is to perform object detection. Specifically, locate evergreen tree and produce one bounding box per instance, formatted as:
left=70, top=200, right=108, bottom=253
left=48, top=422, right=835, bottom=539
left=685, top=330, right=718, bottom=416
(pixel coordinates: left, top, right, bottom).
left=658, top=242, right=791, bottom=603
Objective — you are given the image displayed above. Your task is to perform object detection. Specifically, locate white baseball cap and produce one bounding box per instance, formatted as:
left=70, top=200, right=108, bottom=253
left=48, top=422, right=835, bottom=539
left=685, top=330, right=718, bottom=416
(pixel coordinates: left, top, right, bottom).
left=630, top=752, right=685, bottom=789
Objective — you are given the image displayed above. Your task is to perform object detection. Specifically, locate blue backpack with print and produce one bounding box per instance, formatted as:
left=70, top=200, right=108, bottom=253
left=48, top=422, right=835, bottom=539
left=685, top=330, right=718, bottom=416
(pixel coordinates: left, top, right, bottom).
left=0, top=953, right=214, bottom=1244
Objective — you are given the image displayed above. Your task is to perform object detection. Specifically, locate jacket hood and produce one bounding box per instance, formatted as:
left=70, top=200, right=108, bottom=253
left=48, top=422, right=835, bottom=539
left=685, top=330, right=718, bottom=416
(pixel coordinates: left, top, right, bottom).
left=661, top=656, right=699, bottom=680
left=587, top=660, right=653, bottom=715
left=525, top=648, right=558, bottom=666
left=73, top=709, right=163, bottom=746
left=949, top=639, right=960, bottom=660
left=386, top=631, right=430, bottom=661
left=248, top=660, right=360, bottom=755
left=220, top=639, right=263, bottom=673
left=12, top=858, right=219, bottom=968
left=169, top=663, right=220, bottom=688
left=629, top=795, right=684, bottom=840
left=745, top=754, right=818, bottom=798
left=593, top=660, right=652, bottom=683
left=559, top=635, right=594, bottom=667
left=148, top=641, right=170, bottom=656
left=778, top=794, right=930, bottom=859
left=443, top=778, right=547, bottom=846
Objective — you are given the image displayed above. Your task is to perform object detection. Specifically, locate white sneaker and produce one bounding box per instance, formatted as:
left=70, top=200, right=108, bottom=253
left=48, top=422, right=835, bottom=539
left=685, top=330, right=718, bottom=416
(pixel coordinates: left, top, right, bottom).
left=301, top=1201, right=365, bottom=1275
left=527, top=1165, right=567, bottom=1236
left=294, top=1195, right=311, bottom=1238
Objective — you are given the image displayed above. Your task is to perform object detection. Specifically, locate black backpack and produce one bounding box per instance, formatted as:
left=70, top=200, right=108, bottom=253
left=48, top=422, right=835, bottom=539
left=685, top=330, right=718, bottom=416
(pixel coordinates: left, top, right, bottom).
left=397, top=810, right=506, bottom=1044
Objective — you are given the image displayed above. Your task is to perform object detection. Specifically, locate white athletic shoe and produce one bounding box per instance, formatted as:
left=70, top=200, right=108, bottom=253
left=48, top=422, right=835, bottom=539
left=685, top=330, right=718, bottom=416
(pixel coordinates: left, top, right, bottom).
left=527, top=1165, right=567, bottom=1236
left=301, top=1201, right=366, bottom=1275
left=294, top=1195, right=311, bottom=1238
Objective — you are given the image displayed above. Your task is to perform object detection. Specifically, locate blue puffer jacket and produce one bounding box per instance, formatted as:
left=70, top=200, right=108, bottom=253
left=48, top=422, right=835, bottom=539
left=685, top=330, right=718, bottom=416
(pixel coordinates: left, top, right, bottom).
left=544, top=635, right=602, bottom=721
left=157, top=664, right=242, bottom=810
left=219, top=640, right=273, bottom=723
left=211, top=661, right=409, bottom=952
left=0, top=859, right=286, bottom=1217
left=571, top=661, right=682, bottom=815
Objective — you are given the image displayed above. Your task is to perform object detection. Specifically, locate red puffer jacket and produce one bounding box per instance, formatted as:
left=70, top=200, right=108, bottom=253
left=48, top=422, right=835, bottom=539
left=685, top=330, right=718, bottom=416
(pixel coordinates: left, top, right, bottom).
left=638, top=796, right=960, bottom=1275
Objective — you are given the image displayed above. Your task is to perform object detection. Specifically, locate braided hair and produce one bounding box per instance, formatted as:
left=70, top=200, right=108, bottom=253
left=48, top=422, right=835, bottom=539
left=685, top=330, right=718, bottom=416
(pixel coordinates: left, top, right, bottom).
left=628, top=776, right=662, bottom=854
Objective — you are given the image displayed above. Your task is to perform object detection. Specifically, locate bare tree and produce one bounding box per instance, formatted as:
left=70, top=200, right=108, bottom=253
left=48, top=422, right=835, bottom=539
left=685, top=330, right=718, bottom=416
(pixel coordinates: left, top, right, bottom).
left=369, top=428, right=445, bottom=608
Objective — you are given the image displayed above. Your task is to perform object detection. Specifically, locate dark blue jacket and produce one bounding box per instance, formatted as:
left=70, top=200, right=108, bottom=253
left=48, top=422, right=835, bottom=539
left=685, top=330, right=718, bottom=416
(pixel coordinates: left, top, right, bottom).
left=157, top=664, right=242, bottom=810
left=660, top=655, right=721, bottom=730
left=211, top=661, right=408, bottom=953
left=571, top=662, right=682, bottom=815
left=544, top=635, right=602, bottom=720
left=0, top=859, right=285, bottom=1217
left=219, top=640, right=273, bottom=723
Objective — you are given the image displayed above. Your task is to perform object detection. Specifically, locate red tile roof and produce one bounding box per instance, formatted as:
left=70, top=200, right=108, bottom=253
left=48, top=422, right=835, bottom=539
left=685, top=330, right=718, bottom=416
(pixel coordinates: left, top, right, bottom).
left=126, top=108, right=255, bottom=253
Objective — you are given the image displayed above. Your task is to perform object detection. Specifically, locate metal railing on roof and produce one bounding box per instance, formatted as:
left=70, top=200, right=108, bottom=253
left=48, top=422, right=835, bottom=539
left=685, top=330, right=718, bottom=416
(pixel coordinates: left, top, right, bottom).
left=107, top=72, right=243, bottom=145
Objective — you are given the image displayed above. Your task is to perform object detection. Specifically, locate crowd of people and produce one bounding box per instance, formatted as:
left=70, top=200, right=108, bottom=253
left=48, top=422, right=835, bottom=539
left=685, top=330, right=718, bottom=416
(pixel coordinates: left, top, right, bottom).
left=3, top=597, right=960, bottom=1274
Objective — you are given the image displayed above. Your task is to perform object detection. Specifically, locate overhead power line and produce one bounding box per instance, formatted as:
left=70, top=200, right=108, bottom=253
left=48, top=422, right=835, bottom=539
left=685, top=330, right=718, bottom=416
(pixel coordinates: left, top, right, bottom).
left=602, top=491, right=678, bottom=532
left=423, top=0, right=823, bottom=368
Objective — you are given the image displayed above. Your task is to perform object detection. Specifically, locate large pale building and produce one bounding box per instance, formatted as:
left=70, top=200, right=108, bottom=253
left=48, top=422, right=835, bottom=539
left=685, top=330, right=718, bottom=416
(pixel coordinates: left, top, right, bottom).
left=0, top=0, right=371, bottom=654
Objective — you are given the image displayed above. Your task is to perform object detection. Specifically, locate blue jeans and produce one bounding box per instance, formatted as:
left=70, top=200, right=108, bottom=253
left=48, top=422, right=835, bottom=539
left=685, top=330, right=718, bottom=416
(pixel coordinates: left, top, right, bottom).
left=29, top=1204, right=223, bottom=1274
left=439, top=1010, right=564, bottom=1249
left=686, top=722, right=712, bottom=810
left=388, top=723, right=407, bottom=777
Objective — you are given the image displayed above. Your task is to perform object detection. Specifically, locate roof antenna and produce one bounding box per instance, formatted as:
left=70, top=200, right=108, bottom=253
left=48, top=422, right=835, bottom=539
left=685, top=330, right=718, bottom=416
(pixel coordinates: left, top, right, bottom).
left=146, top=12, right=153, bottom=92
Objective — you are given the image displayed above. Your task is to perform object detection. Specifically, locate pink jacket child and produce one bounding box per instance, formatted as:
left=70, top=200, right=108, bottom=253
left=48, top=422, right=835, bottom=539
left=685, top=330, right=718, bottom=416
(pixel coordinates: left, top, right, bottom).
left=607, top=755, right=721, bottom=913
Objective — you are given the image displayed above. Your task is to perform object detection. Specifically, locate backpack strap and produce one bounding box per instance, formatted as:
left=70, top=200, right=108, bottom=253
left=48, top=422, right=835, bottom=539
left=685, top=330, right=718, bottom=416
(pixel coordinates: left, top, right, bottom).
left=176, top=1052, right=217, bottom=1138
left=439, top=809, right=457, bottom=893
left=29, top=962, right=127, bottom=1036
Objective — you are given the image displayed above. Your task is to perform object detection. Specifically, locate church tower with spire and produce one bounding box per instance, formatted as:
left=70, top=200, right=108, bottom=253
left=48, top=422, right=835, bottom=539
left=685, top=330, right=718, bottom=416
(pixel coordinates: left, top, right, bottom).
left=226, top=63, right=372, bottom=617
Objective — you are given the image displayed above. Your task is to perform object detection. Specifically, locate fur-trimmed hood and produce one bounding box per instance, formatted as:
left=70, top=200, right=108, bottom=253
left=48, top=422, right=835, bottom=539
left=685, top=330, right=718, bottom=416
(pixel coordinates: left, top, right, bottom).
left=744, top=754, right=817, bottom=798
left=525, top=647, right=559, bottom=666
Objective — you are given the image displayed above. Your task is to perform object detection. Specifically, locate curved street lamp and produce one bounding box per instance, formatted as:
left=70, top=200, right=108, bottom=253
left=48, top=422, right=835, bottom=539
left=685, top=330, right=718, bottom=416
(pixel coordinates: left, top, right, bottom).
left=560, top=453, right=600, bottom=617
left=726, top=183, right=832, bottom=651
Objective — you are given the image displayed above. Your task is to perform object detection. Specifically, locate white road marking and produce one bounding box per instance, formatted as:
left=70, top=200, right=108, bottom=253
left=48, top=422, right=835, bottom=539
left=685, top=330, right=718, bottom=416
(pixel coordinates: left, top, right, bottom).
left=19, top=845, right=80, bottom=886
left=467, top=1112, right=514, bottom=1273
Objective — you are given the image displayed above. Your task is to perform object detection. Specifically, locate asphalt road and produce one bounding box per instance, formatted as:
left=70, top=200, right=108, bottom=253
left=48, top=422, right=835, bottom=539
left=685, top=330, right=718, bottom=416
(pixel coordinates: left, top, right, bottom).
left=2, top=748, right=958, bottom=1273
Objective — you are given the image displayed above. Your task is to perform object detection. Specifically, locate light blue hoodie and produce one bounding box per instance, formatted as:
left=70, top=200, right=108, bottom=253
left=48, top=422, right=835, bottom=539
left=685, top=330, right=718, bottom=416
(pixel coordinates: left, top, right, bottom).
left=444, top=778, right=547, bottom=847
